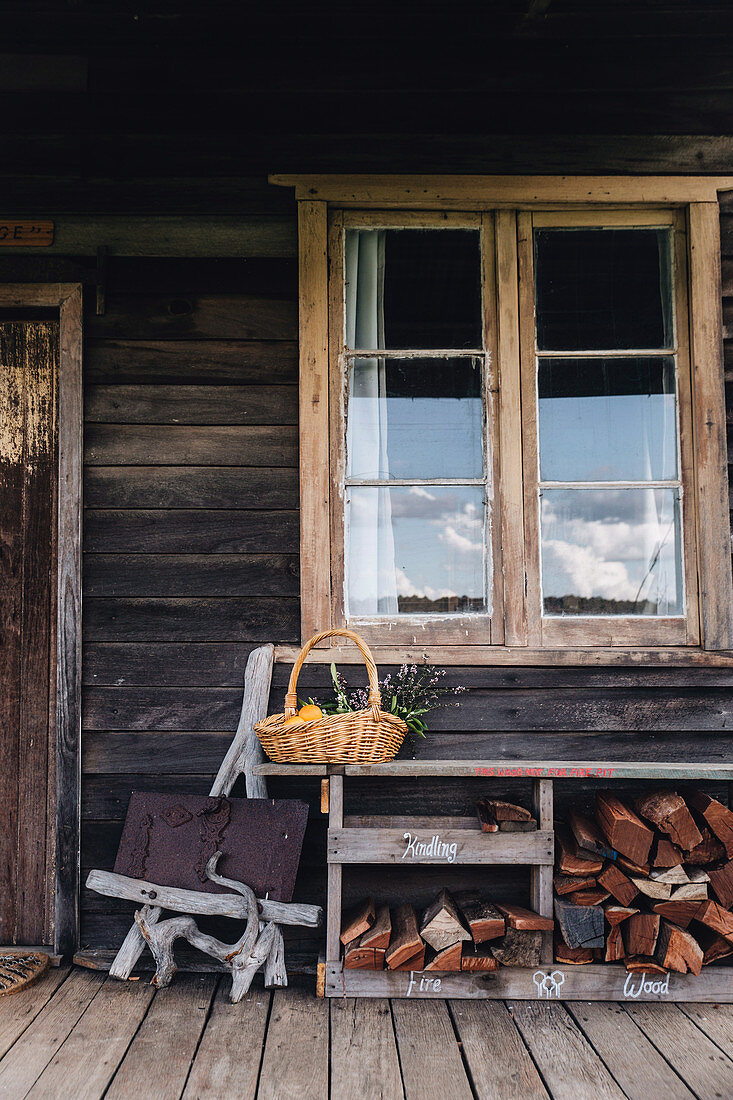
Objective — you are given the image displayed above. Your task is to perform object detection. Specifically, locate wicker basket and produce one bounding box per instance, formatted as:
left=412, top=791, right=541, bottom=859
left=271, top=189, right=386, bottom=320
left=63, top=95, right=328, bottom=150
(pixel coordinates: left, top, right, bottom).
left=254, top=629, right=407, bottom=764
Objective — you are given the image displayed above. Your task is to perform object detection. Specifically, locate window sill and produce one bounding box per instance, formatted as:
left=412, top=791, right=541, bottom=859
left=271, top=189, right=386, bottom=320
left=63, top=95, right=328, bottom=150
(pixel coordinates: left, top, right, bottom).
left=274, top=644, right=733, bottom=667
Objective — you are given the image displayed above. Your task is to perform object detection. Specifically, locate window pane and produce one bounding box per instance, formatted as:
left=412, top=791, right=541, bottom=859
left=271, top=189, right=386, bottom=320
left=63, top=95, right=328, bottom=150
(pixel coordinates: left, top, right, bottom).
left=347, top=357, right=483, bottom=480
left=538, top=357, right=677, bottom=482
left=535, top=229, right=673, bottom=351
left=345, top=228, right=482, bottom=350
left=346, top=486, right=486, bottom=616
left=541, top=488, right=683, bottom=616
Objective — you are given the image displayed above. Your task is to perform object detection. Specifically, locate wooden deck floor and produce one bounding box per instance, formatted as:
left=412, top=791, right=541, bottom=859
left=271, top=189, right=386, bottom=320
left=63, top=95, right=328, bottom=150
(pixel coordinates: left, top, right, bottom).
left=0, top=968, right=731, bottom=1099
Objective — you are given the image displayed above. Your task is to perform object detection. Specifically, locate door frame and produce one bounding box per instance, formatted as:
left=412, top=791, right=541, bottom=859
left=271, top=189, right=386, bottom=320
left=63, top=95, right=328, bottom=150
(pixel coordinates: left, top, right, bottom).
left=0, top=284, right=82, bottom=955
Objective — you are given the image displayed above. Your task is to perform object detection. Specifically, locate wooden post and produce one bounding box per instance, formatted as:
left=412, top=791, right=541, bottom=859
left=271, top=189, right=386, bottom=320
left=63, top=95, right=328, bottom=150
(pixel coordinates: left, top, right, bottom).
left=530, top=778, right=554, bottom=964
left=327, top=773, right=344, bottom=965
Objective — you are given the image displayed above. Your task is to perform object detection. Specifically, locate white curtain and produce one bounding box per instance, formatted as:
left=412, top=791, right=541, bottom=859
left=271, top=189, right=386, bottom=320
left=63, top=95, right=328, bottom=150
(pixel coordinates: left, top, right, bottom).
left=345, top=230, right=399, bottom=615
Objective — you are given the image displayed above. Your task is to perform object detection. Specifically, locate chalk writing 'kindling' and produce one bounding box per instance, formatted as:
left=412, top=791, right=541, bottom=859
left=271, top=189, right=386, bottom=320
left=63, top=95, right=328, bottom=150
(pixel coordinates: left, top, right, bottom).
left=402, top=832, right=458, bottom=863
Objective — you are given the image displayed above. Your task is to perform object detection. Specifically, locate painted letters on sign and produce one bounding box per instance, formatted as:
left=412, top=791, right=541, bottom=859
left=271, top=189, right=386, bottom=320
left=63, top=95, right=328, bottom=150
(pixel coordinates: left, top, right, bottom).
left=0, top=221, right=54, bottom=246
left=623, top=971, right=671, bottom=998
left=406, top=973, right=442, bottom=997
left=402, top=832, right=458, bottom=863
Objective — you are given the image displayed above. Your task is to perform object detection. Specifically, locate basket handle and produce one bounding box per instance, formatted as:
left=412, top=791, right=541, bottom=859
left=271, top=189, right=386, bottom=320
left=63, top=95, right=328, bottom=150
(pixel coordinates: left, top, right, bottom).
left=284, top=629, right=382, bottom=721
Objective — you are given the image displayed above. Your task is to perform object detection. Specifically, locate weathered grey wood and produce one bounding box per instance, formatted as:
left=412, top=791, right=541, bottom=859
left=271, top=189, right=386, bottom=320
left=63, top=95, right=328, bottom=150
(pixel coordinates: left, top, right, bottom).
left=25, top=977, right=155, bottom=1100
left=531, top=778, right=554, bottom=964
left=343, top=815, right=481, bottom=830
left=258, top=987, right=329, bottom=1100
left=181, top=984, right=272, bottom=1099
left=567, top=1002, right=696, bottom=1100
left=105, top=975, right=218, bottom=1100
left=450, top=999, right=550, bottom=1099
left=624, top=1002, right=733, bottom=1098
left=325, top=963, right=733, bottom=1001
left=211, top=643, right=273, bottom=798
left=0, top=965, right=69, bottom=1060
left=679, top=1002, right=733, bottom=1060
left=509, top=1000, right=626, bottom=1100
left=328, top=828, right=554, bottom=865
left=108, top=903, right=162, bottom=981
left=87, top=870, right=321, bottom=927
left=391, top=999, right=473, bottom=1100
left=330, top=999, right=404, bottom=1100
left=327, top=775, right=344, bottom=964
left=256, top=760, right=733, bottom=778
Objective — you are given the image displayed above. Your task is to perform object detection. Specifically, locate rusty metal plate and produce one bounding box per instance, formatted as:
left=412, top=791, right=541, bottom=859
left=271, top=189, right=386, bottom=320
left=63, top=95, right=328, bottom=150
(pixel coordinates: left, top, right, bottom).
left=114, top=793, right=308, bottom=902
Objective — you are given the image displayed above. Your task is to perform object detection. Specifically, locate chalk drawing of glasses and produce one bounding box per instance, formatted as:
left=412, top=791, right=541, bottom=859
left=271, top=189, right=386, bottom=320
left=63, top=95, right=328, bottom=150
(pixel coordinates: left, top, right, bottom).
left=532, top=970, right=566, bottom=999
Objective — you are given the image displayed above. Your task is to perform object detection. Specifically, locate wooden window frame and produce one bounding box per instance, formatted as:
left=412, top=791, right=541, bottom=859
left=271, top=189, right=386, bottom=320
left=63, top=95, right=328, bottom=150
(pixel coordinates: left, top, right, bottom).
left=276, top=175, right=733, bottom=664
left=0, top=283, right=83, bottom=954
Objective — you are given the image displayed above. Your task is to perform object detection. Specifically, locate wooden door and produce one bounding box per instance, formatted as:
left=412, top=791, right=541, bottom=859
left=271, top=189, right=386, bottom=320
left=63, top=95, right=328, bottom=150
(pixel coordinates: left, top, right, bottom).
left=0, top=321, right=59, bottom=947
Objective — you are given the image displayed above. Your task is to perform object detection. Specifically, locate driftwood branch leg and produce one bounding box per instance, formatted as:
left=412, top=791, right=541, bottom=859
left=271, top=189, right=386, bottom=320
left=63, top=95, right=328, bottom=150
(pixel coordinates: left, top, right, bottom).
left=264, top=925, right=287, bottom=988
left=109, top=904, right=162, bottom=979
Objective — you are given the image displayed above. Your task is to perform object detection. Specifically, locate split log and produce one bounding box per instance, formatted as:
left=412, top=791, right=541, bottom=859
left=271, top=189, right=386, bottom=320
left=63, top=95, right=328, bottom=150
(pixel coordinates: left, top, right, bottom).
left=461, top=945, right=499, bottom=971
left=555, top=827, right=603, bottom=875
left=344, top=942, right=378, bottom=969
left=360, top=905, right=391, bottom=951
left=496, top=903, right=553, bottom=931
left=568, top=810, right=617, bottom=861
left=605, top=925, right=625, bottom=962
left=554, top=898, right=604, bottom=950
left=340, top=897, right=375, bottom=946
left=699, top=929, right=733, bottom=965
left=392, top=946, right=425, bottom=971
left=595, top=793, right=654, bottom=866
left=686, top=791, right=733, bottom=858
left=694, top=899, right=733, bottom=941
left=424, top=942, right=463, bottom=971
left=653, top=920, right=703, bottom=976
left=708, top=859, right=733, bottom=909
left=419, top=890, right=471, bottom=951
left=597, top=863, right=638, bottom=907
left=603, top=905, right=639, bottom=926
left=625, top=958, right=668, bottom=975
left=555, top=938, right=595, bottom=965
left=652, top=838, right=684, bottom=868
left=480, top=799, right=534, bottom=822
left=553, top=873, right=597, bottom=897
left=669, top=882, right=708, bottom=902
left=652, top=901, right=703, bottom=929
left=491, top=928, right=543, bottom=967
left=649, top=865, right=691, bottom=885
left=453, top=892, right=505, bottom=943
left=499, top=820, right=537, bottom=833
left=385, top=904, right=423, bottom=969
left=634, top=790, right=702, bottom=852
left=623, top=913, right=660, bottom=957
left=617, top=854, right=651, bottom=877
left=686, top=828, right=726, bottom=866
left=475, top=801, right=499, bottom=833
left=630, top=877, right=672, bottom=901
left=566, top=889, right=610, bottom=907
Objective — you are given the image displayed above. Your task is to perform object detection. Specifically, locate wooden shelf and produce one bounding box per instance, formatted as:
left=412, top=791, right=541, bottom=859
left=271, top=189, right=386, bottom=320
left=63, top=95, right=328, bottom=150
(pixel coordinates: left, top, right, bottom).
left=328, top=823, right=554, bottom=865
left=254, top=759, right=733, bottom=780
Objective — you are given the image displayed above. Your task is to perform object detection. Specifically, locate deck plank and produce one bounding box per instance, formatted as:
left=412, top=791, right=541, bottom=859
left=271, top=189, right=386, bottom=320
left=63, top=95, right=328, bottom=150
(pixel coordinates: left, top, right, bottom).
left=181, top=984, right=271, bottom=1099
left=450, top=1000, right=549, bottom=1100
left=567, top=1001, right=695, bottom=1100
left=391, top=1000, right=473, bottom=1100
left=105, top=975, right=218, bottom=1100
left=0, top=970, right=104, bottom=1097
left=257, top=986, right=329, bottom=1100
left=0, top=966, right=70, bottom=1061
left=330, top=998, right=403, bottom=1100
left=508, top=1001, right=626, bottom=1100
left=25, top=977, right=155, bottom=1099
left=679, top=1003, right=733, bottom=1060
left=624, top=1003, right=733, bottom=1100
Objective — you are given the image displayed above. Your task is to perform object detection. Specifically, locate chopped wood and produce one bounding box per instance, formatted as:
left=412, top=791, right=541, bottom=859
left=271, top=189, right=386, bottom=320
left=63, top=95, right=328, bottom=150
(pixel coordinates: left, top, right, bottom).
left=605, top=926, right=626, bottom=963
left=686, top=828, right=727, bottom=866
left=496, top=903, right=553, bottom=932
left=699, top=929, right=733, bottom=965
left=491, top=928, right=543, bottom=967
left=596, top=792, right=654, bottom=866
left=460, top=945, right=499, bottom=972
left=623, top=913, right=660, bottom=957
left=693, top=898, right=733, bottom=941
left=597, top=863, right=638, bottom=907
left=360, top=905, right=391, bottom=951
left=555, top=937, right=595, bottom=965
left=617, top=854, right=651, bottom=877
left=568, top=810, right=617, bottom=861
left=652, top=838, right=684, bottom=868
left=391, top=946, right=426, bottom=971
left=373, top=948, right=386, bottom=969
left=555, top=827, right=603, bottom=875
left=625, top=957, right=668, bottom=975
left=653, top=919, right=703, bottom=976
left=385, top=904, right=423, bottom=969
left=475, top=801, right=499, bottom=833
left=649, top=865, right=691, bottom=885
left=479, top=799, right=534, bottom=822
left=603, top=905, right=639, bottom=927
left=630, top=877, right=672, bottom=901
left=634, top=790, right=703, bottom=852
left=566, top=889, right=610, bottom=907
left=687, top=867, right=710, bottom=883
left=453, top=892, right=505, bottom=943
left=553, top=873, right=597, bottom=896
left=686, top=790, right=733, bottom=858
left=708, top=859, right=733, bottom=909
left=652, top=901, right=704, bottom=929
left=669, top=882, right=708, bottom=902
left=424, top=942, right=463, bottom=971
left=499, top=820, right=538, bottom=832
left=340, top=897, right=375, bottom=946
left=419, top=889, right=471, bottom=952
left=344, top=942, right=378, bottom=969
left=554, top=898, right=605, bottom=950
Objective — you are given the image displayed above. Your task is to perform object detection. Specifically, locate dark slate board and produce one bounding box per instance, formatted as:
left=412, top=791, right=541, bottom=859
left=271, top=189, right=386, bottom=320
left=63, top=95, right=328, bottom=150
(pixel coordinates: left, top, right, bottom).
left=113, top=792, right=308, bottom=902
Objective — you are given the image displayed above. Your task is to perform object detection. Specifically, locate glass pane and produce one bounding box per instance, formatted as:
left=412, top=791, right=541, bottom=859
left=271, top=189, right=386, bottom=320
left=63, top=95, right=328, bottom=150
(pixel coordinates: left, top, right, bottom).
left=541, top=488, right=683, bottom=616
left=346, top=486, right=486, bottom=615
left=345, top=228, right=482, bottom=350
left=347, top=357, right=483, bottom=480
left=538, top=357, right=677, bottom=482
left=535, top=228, right=673, bottom=351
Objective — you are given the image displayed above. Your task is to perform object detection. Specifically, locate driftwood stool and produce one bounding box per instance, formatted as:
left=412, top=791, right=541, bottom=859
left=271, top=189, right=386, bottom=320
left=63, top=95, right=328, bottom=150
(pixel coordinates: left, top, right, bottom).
left=86, top=645, right=322, bottom=1001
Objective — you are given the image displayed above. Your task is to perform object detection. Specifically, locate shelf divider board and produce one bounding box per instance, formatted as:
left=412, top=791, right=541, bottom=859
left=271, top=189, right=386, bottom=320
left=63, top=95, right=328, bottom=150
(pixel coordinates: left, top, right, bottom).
left=326, top=774, right=344, bottom=966
left=327, top=827, right=553, bottom=865
left=530, top=778, right=554, bottom=964
left=253, top=760, right=733, bottom=780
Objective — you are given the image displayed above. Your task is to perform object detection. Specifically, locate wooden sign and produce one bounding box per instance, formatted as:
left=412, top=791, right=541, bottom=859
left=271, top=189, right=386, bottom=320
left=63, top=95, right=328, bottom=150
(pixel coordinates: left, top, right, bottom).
left=0, top=220, right=54, bottom=246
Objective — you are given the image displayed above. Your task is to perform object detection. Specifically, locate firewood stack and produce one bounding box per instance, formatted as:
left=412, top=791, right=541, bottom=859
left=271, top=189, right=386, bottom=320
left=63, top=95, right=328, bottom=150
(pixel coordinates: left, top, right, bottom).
left=554, top=789, right=733, bottom=975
